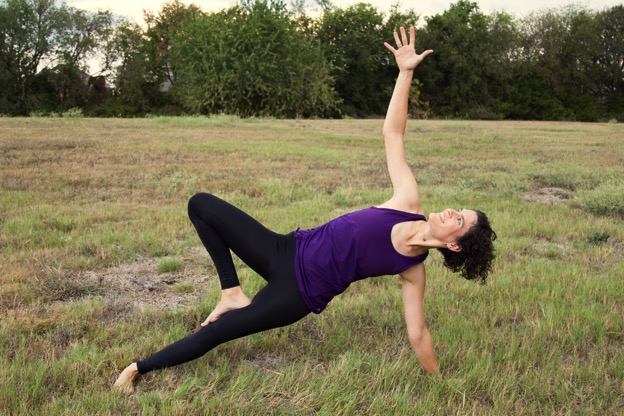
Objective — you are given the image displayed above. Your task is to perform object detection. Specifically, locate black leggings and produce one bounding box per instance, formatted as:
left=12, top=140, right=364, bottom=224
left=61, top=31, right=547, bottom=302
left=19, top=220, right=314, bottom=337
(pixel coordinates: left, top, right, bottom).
left=136, top=193, right=311, bottom=374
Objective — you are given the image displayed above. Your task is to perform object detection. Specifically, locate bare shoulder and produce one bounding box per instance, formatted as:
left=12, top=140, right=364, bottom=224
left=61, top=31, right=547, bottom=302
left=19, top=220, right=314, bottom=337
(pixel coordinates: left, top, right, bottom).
left=400, top=262, right=426, bottom=284
left=377, top=197, right=424, bottom=216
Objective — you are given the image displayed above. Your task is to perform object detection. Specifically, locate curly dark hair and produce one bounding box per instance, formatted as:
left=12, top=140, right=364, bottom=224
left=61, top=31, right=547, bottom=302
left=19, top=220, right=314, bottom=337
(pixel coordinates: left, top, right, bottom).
left=437, top=210, right=497, bottom=283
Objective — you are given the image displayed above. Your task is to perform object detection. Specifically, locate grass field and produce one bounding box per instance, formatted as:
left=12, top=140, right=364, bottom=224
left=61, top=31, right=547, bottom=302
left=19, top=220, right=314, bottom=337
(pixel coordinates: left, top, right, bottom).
left=1, top=117, right=623, bottom=415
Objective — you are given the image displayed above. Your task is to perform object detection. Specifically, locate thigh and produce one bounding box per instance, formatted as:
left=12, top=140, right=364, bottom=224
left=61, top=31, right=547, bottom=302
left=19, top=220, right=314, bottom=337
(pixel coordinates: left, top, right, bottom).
left=189, top=192, right=285, bottom=278
left=206, top=278, right=310, bottom=343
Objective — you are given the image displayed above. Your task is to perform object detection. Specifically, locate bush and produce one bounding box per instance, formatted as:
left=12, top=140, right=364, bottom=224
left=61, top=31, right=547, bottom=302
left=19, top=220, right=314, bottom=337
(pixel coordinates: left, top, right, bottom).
left=171, top=1, right=337, bottom=118
left=580, top=181, right=624, bottom=217
left=62, top=107, right=84, bottom=118
left=586, top=232, right=610, bottom=245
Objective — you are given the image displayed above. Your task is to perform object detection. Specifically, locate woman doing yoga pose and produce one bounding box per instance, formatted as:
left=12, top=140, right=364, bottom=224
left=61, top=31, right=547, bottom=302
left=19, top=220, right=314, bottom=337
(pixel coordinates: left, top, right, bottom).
left=114, top=26, right=497, bottom=392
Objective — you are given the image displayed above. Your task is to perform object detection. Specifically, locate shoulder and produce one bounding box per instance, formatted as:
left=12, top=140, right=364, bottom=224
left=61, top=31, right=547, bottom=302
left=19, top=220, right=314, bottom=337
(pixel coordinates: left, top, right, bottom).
left=377, top=197, right=424, bottom=216
left=400, top=262, right=426, bottom=284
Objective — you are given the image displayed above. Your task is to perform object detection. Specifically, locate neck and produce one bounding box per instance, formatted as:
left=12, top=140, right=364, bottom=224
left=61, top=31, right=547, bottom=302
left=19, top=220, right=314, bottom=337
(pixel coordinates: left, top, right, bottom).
left=407, top=221, right=446, bottom=250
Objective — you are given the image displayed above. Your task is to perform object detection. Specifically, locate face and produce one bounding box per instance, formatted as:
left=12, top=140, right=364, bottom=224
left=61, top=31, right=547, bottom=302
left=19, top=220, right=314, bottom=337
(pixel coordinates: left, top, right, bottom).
left=428, top=208, right=478, bottom=249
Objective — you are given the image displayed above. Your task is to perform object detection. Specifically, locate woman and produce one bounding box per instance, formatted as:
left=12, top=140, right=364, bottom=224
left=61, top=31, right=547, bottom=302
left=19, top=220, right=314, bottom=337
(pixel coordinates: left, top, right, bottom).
left=114, top=26, right=497, bottom=392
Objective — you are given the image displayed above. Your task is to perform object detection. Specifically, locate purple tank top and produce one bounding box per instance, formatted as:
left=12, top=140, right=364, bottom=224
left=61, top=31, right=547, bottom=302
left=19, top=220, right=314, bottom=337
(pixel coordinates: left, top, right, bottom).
left=294, top=206, right=428, bottom=313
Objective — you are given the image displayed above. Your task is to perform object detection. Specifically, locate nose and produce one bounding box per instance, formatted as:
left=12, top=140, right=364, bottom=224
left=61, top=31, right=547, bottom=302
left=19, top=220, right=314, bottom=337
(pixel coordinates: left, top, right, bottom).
left=443, top=209, right=460, bottom=222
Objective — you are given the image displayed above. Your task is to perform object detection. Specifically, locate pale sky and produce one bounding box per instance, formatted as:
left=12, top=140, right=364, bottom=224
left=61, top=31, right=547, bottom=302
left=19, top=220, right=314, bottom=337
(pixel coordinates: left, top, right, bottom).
left=68, top=0, right=623, bottom=26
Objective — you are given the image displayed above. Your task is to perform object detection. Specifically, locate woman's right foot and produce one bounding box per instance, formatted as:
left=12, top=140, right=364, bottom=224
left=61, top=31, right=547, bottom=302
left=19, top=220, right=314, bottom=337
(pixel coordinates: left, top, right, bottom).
left=201, top=287, right=251, bottom=326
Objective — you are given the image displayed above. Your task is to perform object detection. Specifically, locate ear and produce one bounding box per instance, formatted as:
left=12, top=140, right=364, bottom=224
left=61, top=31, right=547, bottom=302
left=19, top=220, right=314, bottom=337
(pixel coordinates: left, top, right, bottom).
left=446, top=242, right=462, bottom=252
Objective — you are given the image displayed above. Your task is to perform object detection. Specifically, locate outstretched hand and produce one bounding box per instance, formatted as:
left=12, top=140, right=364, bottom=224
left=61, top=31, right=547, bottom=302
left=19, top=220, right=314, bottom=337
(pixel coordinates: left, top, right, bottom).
left=384, top=26, right=433, bottom=71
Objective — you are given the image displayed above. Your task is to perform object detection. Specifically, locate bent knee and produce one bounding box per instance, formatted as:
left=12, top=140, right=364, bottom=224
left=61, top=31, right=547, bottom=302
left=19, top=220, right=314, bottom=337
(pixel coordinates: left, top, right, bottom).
left=188, top=192, right=217, bottom=215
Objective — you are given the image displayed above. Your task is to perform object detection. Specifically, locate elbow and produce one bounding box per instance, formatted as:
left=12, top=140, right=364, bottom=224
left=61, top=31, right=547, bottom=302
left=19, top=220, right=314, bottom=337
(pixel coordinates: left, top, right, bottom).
left=382, top=129, right=403, bottom=140
left=409, top=334, right=423, bottom=347
left=408, top=326, right=428, bottom=346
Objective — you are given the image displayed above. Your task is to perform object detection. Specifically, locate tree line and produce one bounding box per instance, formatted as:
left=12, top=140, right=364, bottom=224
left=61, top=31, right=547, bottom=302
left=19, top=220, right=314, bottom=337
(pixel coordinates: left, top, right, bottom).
left=1, top=0, right=622, bottom=121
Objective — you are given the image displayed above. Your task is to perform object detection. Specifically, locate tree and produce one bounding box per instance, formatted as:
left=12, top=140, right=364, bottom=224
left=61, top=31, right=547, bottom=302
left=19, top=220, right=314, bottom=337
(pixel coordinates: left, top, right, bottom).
left=143, top=0, right=202, bottom=90
left=483, top=12, right=521, bottom=118
left=515, top=6, right=602, bottom=120
left=418, top=1, right=503, bottom=118
left=0, top=0, right=115, bottom=114
left=103, top=23, right=161, bottom=116
left=0, top=0, right=62, bottom=114
left=170, top=0, right=337, bottom=118
left=53, top=8, right=114, bottom=111
left=289, top=0, right=334, bottom=16
left=596, top=5, right=624, bottom=120
left=317, top=3, right=388, bottom=116
left=55, top=8, right=114, bottom=70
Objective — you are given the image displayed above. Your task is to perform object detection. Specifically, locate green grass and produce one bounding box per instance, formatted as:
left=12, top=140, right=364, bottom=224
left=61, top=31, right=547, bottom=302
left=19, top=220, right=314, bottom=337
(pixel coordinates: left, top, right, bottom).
left=157, top=258, right=182, bottom=273
left=1, top=117, right=623, bottom=414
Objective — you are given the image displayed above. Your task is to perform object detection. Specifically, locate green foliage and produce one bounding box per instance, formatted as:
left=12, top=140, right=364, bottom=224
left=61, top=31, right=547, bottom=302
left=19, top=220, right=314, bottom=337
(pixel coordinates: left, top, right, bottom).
left=170, top=0, right=337, bottom=118
left=0, top=0, right=61, bottom=114
left=0, top=0, right=115, bottom=115
left=535, top=8, right=599, bottom=120
left=580, top=181, right=624, bottom=217
left=418, top=1, right=517, bottom=118
left=143, top=0, right=203, bottom=89
left=1, top=0, right=623, bottom=120
left=596, top=5, right=624, bottom=121
left=173, top=282, right=195, bottom=293
left=586, top=232, right=610, bottom=246
left=104, top=23, right=160, bottom=116
left=317, top=4, right=388, bottom=116
left=157, top=258, right=182, bottom=273
left=61, top=107, right=84, bottom=118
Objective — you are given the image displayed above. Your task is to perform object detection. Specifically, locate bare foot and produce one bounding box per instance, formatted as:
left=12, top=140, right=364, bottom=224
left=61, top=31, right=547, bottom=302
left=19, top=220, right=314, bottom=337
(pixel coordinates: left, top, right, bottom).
left=114, top=363, right=139, bottom=394
left=201, top=287, right=251, bottom=326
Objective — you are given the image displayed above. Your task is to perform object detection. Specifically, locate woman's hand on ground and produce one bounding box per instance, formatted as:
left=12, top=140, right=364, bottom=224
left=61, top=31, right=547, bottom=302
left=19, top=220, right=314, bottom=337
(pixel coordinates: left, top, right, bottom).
left=113, top=362, right=139, bottom=394
left=383, top=26, right=433, bottom=72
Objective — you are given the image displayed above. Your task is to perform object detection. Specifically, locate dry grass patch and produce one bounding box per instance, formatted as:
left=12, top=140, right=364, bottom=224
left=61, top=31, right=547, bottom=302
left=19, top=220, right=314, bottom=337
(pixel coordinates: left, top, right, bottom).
left=244, top=355, right=291, bottom=375
left=524, top=187, right=574, bottom=204
left=70, top=246, right=211, bottom=310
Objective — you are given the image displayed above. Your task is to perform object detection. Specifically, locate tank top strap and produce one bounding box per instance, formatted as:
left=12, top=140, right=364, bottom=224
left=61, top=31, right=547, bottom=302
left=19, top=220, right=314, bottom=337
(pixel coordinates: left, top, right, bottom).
left=370, top=206, right=427, bottom=222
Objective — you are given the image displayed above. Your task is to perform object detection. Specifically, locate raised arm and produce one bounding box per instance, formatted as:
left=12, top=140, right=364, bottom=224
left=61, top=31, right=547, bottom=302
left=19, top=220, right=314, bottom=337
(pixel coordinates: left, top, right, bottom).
left=381, top=27, right=433, bottom=212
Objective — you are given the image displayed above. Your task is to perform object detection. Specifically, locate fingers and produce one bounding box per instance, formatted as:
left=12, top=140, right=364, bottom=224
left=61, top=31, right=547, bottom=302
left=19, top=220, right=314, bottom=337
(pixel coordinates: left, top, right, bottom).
left=387, top=26, right=428, bottom=55
left=400, top=26, right=408, bottom=46
left=420, top=49, right=434, bottom=59
left=383, top=42, right=396, bottom=53
left=393, top=31, right=402, bottom=47
left=390, top=26, right=415, bottom=49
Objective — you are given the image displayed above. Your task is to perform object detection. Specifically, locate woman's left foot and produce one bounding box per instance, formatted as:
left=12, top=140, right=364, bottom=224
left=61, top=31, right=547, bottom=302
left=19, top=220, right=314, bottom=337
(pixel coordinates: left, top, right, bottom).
left=114, top=363, right=139, bottom=394
left=201, top=287, right=251, bottom=326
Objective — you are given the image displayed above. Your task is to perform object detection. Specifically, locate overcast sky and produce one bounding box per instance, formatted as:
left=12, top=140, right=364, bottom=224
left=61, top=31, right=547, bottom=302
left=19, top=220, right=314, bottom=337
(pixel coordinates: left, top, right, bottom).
left=67, top=0, right=623, bottom=25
